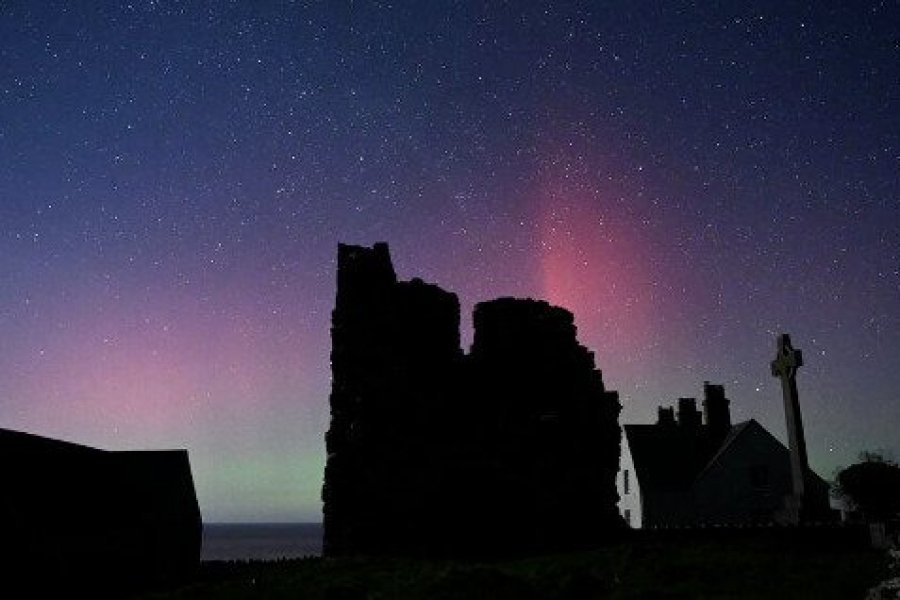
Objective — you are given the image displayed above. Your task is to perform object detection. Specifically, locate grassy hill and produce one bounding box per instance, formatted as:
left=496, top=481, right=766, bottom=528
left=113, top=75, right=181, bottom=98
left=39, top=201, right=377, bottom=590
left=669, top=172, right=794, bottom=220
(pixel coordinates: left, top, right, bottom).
left=141, top=533, right=888, bottom=599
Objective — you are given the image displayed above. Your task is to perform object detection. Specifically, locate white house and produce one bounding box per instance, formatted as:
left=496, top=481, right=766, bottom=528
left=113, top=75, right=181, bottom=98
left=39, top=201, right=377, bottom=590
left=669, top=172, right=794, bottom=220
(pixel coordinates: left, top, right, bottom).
left=617, top=427, right=643, bottom=528
left=617, top=382, right=834, bottom=528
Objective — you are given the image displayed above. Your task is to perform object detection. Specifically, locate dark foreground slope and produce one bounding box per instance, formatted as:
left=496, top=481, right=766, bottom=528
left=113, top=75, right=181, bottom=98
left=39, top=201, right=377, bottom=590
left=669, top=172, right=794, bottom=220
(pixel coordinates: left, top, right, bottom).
left=141, top=530, right=887, bottom=600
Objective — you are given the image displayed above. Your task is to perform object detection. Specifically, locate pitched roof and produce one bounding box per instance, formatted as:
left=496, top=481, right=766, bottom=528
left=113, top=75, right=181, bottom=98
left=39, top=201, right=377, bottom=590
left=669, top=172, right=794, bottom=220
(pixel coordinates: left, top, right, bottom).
left=0, top=427, right=97, bottom=454
left=1, top=426, right=200, bottom=530
left=624, top=422, right=733, bottom=493
left=625, top=419, right=831, bottom=495
left=697, top=420, right=754, bottom=474
left=694, top=419, right=831, bottom=489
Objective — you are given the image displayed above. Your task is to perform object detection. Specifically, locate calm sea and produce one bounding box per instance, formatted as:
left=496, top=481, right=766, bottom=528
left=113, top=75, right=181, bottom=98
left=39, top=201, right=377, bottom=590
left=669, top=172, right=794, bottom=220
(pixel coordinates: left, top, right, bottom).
left=202, top=523, right=323, bottom=561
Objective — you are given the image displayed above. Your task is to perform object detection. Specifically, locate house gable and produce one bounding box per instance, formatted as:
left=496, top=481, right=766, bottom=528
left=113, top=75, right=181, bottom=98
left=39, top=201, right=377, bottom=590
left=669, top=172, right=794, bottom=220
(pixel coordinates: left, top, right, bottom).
left=693, top=419, right=832, bottom=524
left=691, top=420, right=794, bottom=524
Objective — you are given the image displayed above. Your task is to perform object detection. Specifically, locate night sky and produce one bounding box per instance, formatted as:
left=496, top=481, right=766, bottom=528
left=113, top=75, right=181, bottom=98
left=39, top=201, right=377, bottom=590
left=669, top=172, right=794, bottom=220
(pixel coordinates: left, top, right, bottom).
left=1, top=1, right=897, bottom=522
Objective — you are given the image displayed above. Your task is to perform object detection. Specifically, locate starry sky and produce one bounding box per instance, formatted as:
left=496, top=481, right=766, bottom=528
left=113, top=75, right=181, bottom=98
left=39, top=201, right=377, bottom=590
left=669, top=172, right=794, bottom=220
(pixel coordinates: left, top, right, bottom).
left=1, top=1, right=897, bottom=522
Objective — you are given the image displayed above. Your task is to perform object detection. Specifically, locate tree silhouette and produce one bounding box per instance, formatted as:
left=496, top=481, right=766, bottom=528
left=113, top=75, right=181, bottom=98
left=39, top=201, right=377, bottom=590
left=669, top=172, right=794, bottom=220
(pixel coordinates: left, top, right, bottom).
left=835, top=454, right=900, bottom=521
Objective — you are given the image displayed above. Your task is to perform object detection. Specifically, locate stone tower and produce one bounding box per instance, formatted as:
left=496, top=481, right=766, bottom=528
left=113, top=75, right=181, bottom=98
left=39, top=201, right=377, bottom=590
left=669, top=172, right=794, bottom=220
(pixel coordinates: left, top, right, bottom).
left=323, top=243, right=461, bottom=555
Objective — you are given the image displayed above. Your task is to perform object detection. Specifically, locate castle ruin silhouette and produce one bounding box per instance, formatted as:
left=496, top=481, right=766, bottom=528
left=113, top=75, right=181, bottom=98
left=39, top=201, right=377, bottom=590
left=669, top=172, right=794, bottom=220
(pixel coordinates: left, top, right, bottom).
left=323, top=242, right=624, bottom=556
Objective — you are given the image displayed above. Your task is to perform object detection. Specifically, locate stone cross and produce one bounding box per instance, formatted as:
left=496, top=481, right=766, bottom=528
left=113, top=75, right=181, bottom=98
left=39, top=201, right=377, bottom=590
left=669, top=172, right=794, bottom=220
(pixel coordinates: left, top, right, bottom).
left=771, top=333, right=809, bottom=522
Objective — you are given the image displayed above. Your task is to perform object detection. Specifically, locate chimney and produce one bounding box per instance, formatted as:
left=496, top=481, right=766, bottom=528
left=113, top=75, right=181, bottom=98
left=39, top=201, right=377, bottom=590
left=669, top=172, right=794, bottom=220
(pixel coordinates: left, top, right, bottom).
left=677, top=398, right=701, bottom=428
left=657, top=406, right=676, bottom=427
left=703, top=381, right=731, bottom=437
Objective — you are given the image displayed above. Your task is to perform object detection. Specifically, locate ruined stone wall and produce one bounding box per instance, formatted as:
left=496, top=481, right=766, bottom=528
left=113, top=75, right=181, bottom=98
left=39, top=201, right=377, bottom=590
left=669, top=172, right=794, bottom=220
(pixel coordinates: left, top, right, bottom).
left=466, top=298, right=622, bottom=551
left=323, top=243, right=622, bottom=556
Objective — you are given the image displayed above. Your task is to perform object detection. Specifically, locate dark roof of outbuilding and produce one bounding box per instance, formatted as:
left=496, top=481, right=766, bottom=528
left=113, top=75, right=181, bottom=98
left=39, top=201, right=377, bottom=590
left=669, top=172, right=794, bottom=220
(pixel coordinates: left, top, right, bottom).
left=0, top=426, right=199, bottom=522
left=0, top=426, right=98, bottom=454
